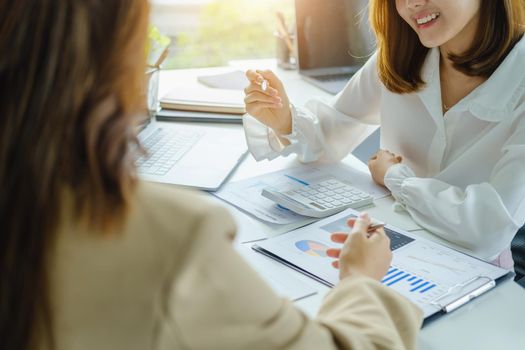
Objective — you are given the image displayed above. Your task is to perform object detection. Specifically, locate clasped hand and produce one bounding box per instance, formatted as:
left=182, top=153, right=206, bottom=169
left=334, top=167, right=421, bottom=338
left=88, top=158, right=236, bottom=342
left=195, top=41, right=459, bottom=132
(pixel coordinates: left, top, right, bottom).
left=368, top=149, right=403, bottom=187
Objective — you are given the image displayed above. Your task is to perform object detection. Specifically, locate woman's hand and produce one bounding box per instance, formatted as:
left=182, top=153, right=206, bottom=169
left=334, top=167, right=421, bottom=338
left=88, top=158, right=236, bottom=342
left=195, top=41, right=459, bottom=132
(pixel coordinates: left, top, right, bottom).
left=244, top=69, right=292, bottom=135
left=368, top=149, right=403, bottom=187
left=327, top=213, right=392, bottom=281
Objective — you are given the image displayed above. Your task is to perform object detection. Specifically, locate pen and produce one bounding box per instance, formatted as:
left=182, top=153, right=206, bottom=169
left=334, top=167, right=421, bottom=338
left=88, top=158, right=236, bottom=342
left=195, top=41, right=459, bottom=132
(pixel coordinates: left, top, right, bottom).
left=367, top=222, right=385, bottom=233
left=153, top=46, right=169, bottom=68
left=257, top=78, right=269, bottom=92
left=352, top=214, right=385, bottom=233
left=275, top=11, right=295, bottom=54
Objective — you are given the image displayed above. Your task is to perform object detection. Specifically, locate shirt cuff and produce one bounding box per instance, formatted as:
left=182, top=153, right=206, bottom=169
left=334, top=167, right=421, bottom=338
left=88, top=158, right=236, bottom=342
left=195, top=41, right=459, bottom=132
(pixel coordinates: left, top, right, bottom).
left=242, top=107, right=298, bottom=161
left=242, top=114, right=280, bottom=161
left=384, top=163, right=417, bottom=204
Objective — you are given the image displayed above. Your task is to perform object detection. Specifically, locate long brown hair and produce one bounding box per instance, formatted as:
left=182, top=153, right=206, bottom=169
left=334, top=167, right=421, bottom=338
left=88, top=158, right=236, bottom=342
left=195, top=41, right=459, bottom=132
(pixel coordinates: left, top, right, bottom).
left=370, top=0, right=525, bottom=93
left=0, top=1, right=149, bottom=349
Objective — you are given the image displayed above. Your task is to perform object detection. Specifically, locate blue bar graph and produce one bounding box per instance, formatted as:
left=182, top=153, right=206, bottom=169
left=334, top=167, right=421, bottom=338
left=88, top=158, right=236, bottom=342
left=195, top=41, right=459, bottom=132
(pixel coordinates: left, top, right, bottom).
left=386, top=268, right=398, bottom=275
left=386, top=273, right=410, bottom=286
left=382, top=271, right=404, bottom=283
left=382, top=266, right=439, bottom=294
left=411, top=278, right=423, bottom=286
left=410, top=281, right=429, bottom=292
left=420, top=284, right=436, bottom=293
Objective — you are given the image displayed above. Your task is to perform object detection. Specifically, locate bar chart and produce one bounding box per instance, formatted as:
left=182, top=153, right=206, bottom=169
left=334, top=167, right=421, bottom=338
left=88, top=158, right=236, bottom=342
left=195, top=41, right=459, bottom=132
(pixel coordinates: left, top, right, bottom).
left=381, top=265, right=445, bottom=304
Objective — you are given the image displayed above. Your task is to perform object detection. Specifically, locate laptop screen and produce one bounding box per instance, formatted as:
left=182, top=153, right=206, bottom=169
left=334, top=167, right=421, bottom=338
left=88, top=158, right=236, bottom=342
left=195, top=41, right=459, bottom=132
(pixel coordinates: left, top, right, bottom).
left=295, top=0, right=374, bottom=71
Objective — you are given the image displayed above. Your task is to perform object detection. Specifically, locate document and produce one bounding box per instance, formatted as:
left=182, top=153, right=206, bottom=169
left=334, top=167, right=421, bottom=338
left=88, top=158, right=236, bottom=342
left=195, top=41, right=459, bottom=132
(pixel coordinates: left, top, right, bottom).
left=236, top=245, right=317, bottom=301
left=213, top=163, right=390, bottom=226
left=197, top=70, right=248, bottom=90
left=254, top=208, right=511, bottom=319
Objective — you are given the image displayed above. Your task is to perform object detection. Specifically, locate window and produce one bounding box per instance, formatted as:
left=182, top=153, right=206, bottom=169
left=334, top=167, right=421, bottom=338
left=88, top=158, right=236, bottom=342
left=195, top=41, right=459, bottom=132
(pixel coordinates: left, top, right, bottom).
left=151, top=0, right=294, bottom=68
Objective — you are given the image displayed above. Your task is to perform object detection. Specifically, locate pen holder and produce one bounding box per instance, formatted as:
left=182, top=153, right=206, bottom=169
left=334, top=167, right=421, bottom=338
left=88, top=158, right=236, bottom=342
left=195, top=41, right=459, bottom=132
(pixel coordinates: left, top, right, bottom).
left=145, top=67, right=160, bottom=119
left=275, top=31, right=296, bottom=70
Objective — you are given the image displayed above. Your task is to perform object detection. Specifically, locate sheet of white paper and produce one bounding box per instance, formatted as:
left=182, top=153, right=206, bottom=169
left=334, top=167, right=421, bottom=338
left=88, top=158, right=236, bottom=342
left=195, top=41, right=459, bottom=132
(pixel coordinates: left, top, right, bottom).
left=207, top=193, right=314, bottom=242
left=236, top=245, right=317, bottom=301
left=255, top=208, right=509, bottom=318
left=213, top=163, right=389, bottom=226
left=197, top=70, right=249, bottom=90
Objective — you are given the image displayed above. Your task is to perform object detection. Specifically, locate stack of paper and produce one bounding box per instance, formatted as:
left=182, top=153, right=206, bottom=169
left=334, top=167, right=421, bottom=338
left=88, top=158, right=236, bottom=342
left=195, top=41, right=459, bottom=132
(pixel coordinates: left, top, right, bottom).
left=160, top=87, right=245, bottom=115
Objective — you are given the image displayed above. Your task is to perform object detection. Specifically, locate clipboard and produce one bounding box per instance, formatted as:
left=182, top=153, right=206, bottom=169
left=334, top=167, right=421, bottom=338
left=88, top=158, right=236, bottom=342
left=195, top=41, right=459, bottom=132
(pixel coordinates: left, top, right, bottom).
left=252, top=208, right=513, bottom=321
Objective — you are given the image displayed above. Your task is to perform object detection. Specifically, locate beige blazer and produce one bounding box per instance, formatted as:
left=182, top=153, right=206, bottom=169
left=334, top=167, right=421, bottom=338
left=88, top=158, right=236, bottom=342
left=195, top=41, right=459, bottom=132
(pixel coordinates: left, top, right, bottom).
left=45, top=182, right=423, bottom=350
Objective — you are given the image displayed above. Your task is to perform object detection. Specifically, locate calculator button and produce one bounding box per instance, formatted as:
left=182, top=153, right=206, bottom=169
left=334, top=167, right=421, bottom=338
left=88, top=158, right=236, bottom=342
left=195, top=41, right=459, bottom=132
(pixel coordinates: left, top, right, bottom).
left=262, top=176, right=374, bottom=218
left=310, top=202, right=325, bottom=210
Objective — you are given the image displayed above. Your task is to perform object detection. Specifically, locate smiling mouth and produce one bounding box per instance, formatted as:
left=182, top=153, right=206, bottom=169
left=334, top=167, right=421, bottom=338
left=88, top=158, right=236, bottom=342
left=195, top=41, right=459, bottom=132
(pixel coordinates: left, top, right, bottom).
left=416, top=13, right=440, bottom=25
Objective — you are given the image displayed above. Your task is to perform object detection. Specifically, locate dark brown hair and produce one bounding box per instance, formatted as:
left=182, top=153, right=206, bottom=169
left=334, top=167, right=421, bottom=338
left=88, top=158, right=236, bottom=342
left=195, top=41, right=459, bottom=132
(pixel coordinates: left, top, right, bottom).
left=370, top=0, right=525, bottom=93
left=0, top=1, right=149, bottom=349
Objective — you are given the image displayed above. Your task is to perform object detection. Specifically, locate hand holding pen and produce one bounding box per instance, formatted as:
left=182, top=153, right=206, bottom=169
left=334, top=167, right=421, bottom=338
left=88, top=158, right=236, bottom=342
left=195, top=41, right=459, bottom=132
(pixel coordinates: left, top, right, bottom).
left=327, top=213, right=392, bottom=281
left=244, top=69, right=293, bottom=136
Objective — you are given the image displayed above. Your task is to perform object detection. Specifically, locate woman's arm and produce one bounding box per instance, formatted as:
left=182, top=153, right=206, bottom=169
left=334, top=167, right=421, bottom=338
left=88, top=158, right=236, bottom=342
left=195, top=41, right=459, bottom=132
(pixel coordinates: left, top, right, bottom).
left=383, top=110, right=525, bottom=260
left=157, top=207, right=422, bottom=350
left=244, top=53, right=383, bottom=163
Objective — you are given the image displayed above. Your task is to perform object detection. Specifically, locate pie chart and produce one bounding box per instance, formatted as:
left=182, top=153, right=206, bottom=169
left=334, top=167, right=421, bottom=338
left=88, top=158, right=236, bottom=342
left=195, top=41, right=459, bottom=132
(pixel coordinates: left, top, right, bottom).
left=295, top=240, right=329, bottom=257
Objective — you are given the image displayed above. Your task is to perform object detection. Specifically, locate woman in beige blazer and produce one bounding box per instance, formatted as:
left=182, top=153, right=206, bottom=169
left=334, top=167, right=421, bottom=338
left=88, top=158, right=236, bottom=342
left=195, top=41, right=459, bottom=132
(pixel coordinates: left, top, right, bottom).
left=0, top=1, right=422, bottom=349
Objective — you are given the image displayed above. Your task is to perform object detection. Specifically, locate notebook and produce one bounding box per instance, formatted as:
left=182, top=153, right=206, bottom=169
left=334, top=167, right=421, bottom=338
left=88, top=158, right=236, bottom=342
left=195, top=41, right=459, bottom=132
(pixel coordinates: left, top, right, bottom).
left=253, top=208, right=512, bottom=320
left=156, top=109, right=242, bottom=124
left=160, top=87, right=246, bottom=115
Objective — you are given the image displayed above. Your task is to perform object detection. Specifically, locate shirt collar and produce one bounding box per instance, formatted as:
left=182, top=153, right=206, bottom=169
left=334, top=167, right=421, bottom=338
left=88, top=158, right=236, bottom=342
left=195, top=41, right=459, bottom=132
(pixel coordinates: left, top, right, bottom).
left=417, top=48, right=443, bottom=127
left=418, top=36, right=525, bottom=122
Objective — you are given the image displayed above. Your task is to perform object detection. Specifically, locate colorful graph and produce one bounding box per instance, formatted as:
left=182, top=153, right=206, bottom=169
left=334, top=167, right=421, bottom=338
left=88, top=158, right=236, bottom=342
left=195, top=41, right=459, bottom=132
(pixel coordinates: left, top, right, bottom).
left=382, top=266, right=438, bottom=294
left=295, top=240, right=329, bottom=257
left=320, top=215, right=414, bottom=251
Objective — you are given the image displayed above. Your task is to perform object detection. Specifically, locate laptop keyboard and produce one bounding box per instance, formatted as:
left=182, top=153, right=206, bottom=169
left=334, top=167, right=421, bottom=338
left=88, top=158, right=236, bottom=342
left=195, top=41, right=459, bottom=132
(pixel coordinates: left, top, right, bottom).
left=137, top=127, right=204, bottom=176
left=314, top=73, right=354, bottom=82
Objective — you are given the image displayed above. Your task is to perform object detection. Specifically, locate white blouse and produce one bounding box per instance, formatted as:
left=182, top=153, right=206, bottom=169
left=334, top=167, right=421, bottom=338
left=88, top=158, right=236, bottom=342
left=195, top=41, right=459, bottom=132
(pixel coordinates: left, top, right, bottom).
left=243, top=37, right=525, bottom=263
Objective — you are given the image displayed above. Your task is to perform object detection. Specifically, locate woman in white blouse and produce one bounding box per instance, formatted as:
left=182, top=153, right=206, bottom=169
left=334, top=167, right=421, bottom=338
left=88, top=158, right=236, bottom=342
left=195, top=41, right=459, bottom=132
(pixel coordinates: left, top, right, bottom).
left=242, top=0, right=525, bottom=269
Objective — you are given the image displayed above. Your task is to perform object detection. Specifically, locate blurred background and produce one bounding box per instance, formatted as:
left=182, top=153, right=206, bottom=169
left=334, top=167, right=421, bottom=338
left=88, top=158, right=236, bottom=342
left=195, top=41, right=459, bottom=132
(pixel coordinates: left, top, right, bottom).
left=151, top=0, right=295, bottom=69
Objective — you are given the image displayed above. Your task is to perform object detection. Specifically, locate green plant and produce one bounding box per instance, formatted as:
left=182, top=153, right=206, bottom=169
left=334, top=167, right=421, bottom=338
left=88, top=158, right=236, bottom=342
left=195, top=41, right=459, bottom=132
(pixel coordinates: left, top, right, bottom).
left=147, top=25, right=171, bottom=67
left=165, top=0, right=294, bottom=68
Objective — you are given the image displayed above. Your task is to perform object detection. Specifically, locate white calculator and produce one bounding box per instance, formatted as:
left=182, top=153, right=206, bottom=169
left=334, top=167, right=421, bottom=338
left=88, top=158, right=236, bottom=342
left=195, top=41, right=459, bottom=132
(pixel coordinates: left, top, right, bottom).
left=262, top=176, right=373, bottom=218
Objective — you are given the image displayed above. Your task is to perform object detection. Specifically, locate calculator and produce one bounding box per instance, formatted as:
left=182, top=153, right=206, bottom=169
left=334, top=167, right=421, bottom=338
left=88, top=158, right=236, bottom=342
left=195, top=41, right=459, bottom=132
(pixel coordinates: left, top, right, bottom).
left=262, top=176, right=373, bottom=218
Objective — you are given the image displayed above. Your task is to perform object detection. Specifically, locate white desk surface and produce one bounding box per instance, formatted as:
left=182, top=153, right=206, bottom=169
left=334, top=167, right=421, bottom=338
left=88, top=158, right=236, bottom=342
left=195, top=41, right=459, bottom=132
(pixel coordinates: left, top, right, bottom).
left=158, top=61, right=525, bottom=349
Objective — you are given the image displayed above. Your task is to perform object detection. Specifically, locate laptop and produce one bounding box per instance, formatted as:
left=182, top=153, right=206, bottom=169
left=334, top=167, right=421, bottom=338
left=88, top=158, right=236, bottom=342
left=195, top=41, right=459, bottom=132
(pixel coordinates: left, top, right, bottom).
left=135, top=115, right=247, bottom=191
left=295, top=0, right=375, bottom=94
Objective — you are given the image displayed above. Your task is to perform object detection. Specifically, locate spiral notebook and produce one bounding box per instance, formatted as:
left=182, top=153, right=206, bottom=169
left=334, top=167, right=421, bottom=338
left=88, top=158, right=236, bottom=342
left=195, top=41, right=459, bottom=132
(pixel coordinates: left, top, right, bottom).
left=253, top=208, right=512, bottom=320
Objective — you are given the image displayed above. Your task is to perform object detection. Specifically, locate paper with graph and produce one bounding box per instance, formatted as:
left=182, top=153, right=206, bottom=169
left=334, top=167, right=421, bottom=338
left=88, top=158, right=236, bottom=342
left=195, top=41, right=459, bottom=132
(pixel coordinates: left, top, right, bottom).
left=254, top=208, right=511, bottom=318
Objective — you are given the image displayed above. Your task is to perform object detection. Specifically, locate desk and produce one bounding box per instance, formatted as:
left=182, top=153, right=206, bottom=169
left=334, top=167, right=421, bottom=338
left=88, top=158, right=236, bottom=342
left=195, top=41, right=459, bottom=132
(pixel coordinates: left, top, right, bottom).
left=159, top=61, right=525, bottom=349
